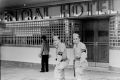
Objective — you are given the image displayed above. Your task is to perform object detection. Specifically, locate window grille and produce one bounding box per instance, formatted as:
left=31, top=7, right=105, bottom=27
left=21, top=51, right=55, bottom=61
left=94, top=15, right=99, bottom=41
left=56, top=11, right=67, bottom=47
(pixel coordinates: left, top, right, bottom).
left=1, top=19, right=81, bottom=47
left=109, top=15, right=120, bottom=48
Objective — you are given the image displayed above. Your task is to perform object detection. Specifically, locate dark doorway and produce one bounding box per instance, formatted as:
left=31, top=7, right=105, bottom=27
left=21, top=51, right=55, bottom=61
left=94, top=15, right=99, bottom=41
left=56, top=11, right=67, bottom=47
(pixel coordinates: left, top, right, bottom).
left=81, top=18, right=109, bottom=67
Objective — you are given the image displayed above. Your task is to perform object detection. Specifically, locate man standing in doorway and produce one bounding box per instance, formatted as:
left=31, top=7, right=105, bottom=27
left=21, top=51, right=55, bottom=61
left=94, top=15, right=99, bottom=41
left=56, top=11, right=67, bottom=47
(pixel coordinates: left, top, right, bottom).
left=73, top=33, right=88, bottom=80
left=40, top=35, right=50, bottom=72
left=53, top=35, right=69, bottom=80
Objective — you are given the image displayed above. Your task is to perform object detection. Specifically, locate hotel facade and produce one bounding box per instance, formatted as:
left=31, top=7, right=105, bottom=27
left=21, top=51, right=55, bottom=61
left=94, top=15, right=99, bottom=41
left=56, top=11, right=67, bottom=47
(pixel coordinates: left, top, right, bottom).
left=0, top=0, right=120, bottom=72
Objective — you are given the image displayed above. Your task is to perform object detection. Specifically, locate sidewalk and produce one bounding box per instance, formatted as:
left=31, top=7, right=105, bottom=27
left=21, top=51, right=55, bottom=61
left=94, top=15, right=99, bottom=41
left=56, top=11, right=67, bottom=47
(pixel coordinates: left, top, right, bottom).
left=1, top=66, right=120, bottom=80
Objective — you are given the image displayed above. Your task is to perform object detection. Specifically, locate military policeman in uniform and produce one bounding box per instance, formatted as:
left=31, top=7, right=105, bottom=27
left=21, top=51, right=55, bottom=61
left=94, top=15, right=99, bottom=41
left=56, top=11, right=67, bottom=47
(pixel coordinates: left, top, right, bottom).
left=73, top=33, right=88, bottom=80
left=53, top=35, right=69, bottom=80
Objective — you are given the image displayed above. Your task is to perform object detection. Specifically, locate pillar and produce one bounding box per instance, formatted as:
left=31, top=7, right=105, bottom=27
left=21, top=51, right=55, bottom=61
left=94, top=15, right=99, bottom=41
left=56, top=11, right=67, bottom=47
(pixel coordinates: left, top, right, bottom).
left=109, top=15, right=120, bottom=72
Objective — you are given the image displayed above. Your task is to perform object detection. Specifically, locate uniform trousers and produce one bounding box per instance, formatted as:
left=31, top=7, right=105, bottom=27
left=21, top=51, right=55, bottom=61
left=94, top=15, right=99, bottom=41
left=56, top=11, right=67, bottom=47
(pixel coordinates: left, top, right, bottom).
left=54, top=59, right=69, bottom=80
left=75, top=60, right=88, bottom=80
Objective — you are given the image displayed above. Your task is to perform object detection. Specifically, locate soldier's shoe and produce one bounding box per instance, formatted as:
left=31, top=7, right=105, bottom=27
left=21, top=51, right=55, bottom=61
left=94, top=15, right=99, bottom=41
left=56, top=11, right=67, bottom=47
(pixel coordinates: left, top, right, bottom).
left=40, top=70, right=45, bottom=72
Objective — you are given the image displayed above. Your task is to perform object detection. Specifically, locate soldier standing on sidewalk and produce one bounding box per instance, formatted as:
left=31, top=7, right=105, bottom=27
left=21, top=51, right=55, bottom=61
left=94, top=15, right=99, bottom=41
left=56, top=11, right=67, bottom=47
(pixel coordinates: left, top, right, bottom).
left=53, top=35, right=69, bottom=80
left=73, top=33, right=88, bottom=80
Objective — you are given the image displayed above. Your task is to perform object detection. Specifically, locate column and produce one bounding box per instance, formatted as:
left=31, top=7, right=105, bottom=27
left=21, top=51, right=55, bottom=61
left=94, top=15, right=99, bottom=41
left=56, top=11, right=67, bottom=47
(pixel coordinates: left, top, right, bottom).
left=109, top=15, right=120, bottom=72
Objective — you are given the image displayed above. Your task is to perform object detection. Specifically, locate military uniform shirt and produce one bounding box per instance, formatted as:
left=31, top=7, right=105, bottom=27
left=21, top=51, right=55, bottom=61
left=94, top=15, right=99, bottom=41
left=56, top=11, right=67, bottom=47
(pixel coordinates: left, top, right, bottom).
left=73, top=42, right=87, bottom=59
left=56, top=42, right=67, bottom=60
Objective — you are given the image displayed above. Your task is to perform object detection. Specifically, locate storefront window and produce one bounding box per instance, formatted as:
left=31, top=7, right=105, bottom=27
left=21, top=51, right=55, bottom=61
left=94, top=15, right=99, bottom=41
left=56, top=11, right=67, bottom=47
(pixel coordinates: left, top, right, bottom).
left=1, top=19, right=81, bottom=47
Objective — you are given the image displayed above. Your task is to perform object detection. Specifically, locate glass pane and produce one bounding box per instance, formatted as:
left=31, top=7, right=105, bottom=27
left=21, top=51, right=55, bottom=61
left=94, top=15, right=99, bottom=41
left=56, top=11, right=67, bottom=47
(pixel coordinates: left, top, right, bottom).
left=97, top=19, right=109, bottom=63
left=82, top=20, right=95, bottom=62
left=82, top=21, right=94, bottom=42
left=98, top=19, right=109, bottom=43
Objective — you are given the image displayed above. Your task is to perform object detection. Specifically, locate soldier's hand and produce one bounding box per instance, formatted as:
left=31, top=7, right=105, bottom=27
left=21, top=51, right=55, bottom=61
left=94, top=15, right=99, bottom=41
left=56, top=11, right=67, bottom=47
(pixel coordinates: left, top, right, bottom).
left=49, top=54, right=51, bottom=58
left=39, top=54, right=42, bottom=58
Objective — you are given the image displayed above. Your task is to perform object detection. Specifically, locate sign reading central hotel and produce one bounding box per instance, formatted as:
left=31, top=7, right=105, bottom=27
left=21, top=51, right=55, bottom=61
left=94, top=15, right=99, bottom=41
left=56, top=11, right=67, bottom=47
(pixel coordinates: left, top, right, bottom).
left=1, top=0, right=115, bottom=21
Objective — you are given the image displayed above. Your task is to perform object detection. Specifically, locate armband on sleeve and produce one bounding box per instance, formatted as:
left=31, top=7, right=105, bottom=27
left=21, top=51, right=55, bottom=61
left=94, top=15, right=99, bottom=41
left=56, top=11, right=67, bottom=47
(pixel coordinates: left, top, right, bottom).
left=81, top=49, right=86, bottom=53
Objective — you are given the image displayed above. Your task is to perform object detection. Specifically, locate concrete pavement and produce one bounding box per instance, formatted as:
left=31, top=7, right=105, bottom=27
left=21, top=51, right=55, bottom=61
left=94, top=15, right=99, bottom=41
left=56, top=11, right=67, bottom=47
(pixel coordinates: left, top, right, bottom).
left=1, top=65, right=120, bottom=80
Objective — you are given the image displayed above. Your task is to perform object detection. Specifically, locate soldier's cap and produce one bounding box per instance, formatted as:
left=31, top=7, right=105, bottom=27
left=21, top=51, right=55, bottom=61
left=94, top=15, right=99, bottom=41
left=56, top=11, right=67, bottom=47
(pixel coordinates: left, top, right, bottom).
left=73, top=33, right=79, bottom=38
left=53, top=35, right=60, bottom=40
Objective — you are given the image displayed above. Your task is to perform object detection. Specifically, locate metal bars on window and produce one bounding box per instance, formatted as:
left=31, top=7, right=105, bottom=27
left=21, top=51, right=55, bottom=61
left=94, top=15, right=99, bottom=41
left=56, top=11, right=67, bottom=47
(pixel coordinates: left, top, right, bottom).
left=1, top=19, right=81, bottom=47
left=109, top=15, right=120, bottom=48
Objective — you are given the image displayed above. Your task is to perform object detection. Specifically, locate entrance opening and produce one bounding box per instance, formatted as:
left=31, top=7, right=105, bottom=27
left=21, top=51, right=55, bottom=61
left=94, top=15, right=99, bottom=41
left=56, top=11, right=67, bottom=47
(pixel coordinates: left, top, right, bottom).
left=79, top=18, right=109, bottom=67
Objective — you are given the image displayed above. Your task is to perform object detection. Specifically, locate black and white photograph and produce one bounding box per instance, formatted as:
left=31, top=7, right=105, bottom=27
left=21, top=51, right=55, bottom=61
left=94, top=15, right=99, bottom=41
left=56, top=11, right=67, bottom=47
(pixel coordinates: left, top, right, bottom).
left=0, top=0, right=120, bottom=80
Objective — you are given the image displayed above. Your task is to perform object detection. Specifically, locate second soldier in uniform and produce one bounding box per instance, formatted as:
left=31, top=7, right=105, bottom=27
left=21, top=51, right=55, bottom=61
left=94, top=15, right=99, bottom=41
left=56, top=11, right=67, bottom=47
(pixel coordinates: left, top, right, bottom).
left=73, top=33, right=88, bottom=80
left=53, top=35, right=69, bottom=80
